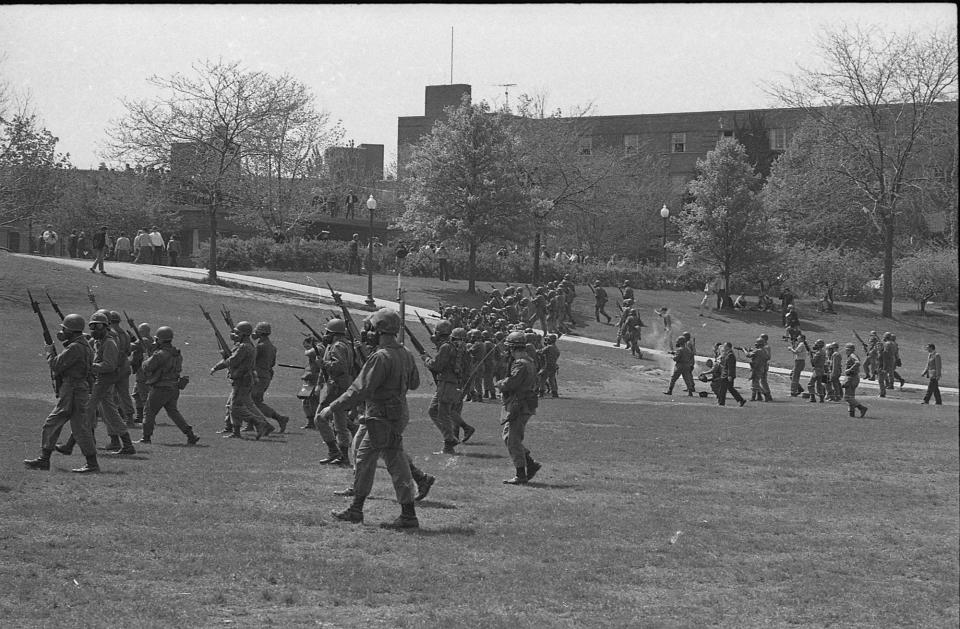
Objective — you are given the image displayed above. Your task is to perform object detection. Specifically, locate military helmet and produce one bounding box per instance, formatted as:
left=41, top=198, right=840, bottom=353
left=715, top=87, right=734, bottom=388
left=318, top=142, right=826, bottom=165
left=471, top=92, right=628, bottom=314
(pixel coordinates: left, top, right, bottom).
left=434, top=320, right=453, bottom=337
left=324, top=318, right=346, bottom=335
left=61, top=313, right=86, bottom=333
left=882, top=332, right=892, bottom=340
left=545, top=334, right=558, bottom=344
left=88, top=312, right=109, bottom=326
left=108, top=311, right=122, bottom=324
left=155, top=326, right=174, bottom=341
left=505, top=331, right=527, bottom=348
left=481, top=330, right=491, bottom=340
left=468, top=328, right=481, bottom=340
left=234, top=321, right=254, bottom=336
left=622, top=279, right=631, bottom=287
left=594, top=279, right=602, bottom=286
left=813, top=339, right=825, bottom=349
left=137, top=322, right=151, bottom=336
left=755, top=338, right=764, bottom=347
left=844, top=342, right=856, bottom=350
left=676, top=336, right=686, bottom=346
left=366, top=308, right=401, bottom=335
left=451, top=327, right=467, bottom=341
left=494, top=331, right=505, bottom=341
left=94, top=308, right=110, bottom=319
left=253, top=321, right=271, bottom=335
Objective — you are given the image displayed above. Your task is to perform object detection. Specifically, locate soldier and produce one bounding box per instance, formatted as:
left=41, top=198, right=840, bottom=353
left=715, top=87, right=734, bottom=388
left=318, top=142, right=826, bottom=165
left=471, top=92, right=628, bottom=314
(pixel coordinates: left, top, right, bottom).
left=138, top=326, right=199, bottom=445
left=211, top=321, right=275, bottom=440
left=889, top=334, right=906, bottom=389
left=537, top=333, right=560, bottom=398
left=24, top=313, right=101, bottom=474
left=841, top=343, right=868, bottom=418
left=620, top=301, right=644, bottom=358
left=423, top=321, right=474, bottom=455
left=827, top=342, right=843, bottom=402
left=786, top=334, right=808, bottom=397
left=108, top=311, right=136, bottom=426
left=745, top=338, right=767, bottom=402
left=86, top=312, right=137, bottom=455
left=806, top=339, right=826, bottom=403
left=481, top=330, right=498, bottom=399
left=878, top=332, right=896, bottom=398
left=466, top=329, right=485, bottom=402
left=314, top=318, right=356, bottom=465
left=593, top=280, right=611, bottom=324
left=716, top=342, right=747, bottom=407
left=862, top=330, right=880, bottom=380
left=497, top=331, right=543, bottom=485
left=130, top=322, right=154, bottom=426
left=921, top=343, right=942, bottom=405
left=758, top=333, right=773, bottom=402
left=298, top=336, right=323, bottom=429
left=664, top=335, right=695, bottom=396
left=249, top=322, right=290, bottom=433
left=325, top=309, right=423, bottom=529
left=621, top=279, right=635, bottom=302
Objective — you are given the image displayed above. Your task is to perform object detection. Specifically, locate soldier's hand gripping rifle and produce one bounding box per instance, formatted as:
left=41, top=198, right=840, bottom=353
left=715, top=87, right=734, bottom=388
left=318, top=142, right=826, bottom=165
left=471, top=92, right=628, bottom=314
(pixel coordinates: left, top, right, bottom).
left=45, top=291, right=65, bottom=321
left=86, top=285, right=99, bottom=311
left=220, top=305, right=235, bottom=330
left=326, top=282, right=368, bottom=364
left=199, top=304, right=231, bottom=359
left=124, top=310, right=150, bottom=355
left=403, top=323, right=438, bottom=385
left=28, top=290, right=58, bottom=394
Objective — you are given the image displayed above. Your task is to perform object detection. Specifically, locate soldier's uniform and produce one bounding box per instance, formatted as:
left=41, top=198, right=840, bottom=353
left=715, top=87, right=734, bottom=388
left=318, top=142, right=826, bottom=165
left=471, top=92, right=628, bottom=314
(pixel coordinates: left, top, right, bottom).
left=664, top=337, right=695, bottom=396
left=807, top=340, right=826, bottom=403
left=139, top=327, right=198, bottom=444
left=593, top=282, right=611, bottom=323
left=130, top=325, right=155, bottom=425
left=717, top=345, right=746, bottom=406
left=108, top=313, right=136, bottom=425
left=827, top=343, right=843, bottom=401
left=213, top=322, right=273, bottom=439
left=24, top=314, right=100, bottom=473
left=250, top=323, right=289, bottom=432
left=315, top=321, right=357, bottom=465
left=423, top=324, right=474, bottom=454
left=298, top=338, right=323, bottom=429
left=842, top=344, right=868, bottom=417
left=86, top=312, right=137, bottom=454
left=497, top=331, right=543, bottom=485
left=878, top=333, right=896, bottom=397
left=466, top=330, right=485, bottom=402
left=862, top=331, right=880, bottom=380
left=537, top=334, right=560, bottom=398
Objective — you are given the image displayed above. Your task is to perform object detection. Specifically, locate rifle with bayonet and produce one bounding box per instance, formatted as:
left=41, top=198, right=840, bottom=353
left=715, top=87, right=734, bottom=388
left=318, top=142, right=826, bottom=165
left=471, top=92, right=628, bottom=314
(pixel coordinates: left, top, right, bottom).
left=124, top=310, right=150, bottom=354
left=404, top=323, right=438, bottom=385
left=45, top=291, right=65, bottom=320
left=851, top=329, right=869, bottom=353
left=416, top=312, right=434, bottom=338
left=276, top=363, right=306, bottom=370
left=220, top=305, right=235, bottom=329
left=28, top=290, right=59, bottom=394
left=199, top=304, right=231, bottom=358
left=87, top=285, right=99, bottom=310
left=294, top=313, right=324, bottom=341
left=326, top=282, right=368, bottom=364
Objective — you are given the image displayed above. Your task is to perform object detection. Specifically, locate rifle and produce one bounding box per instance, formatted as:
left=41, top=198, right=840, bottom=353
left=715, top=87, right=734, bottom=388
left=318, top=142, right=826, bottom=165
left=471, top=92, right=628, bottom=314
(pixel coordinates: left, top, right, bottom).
left=525, top=284, right=534, bottom=298
left=416, top=312, right=434, bottom=337
left=460, top=344, right=499, bottom=403
left=45, top=291, right=65, bottom=321
left=28, top=290, right=58, bottom=394
left=276, top=363, right=306, bottom=370
left=220, top=305, right=235, bottom=329
left=851, top=329, right=869, bottom=353
left=587, top=283, right=596, bottom=296
left=87, top=285, right=99, bottom=310
left=199, top=304, right=231, bottom=358
left=294, top=313, right=324, bottom=341
left=617, top=286, right=625, bottom=298
left=327, top=282, right=368, bottom=364
left=404, top=323, right=439, bottom=385
left=123, top=310, right=150, bottom=355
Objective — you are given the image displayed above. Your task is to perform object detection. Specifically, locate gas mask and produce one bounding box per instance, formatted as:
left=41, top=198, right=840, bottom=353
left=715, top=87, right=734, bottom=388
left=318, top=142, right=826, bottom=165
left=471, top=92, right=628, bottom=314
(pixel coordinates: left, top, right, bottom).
left=89, top=324, right=108, bottom=340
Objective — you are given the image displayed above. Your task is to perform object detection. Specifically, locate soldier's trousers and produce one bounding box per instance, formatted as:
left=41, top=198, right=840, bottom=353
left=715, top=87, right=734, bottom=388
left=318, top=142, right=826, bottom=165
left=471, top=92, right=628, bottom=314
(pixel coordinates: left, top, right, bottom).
left=41, top=385, right=96, bottom=456
left=482, top=371, right=496, bottom=398
left=133, top=375, right=149, bottom=411
left=667, top=366, right=695, bottom=393
left=229, top=383, right=270, bottom=429
left=790, top=360, right=805, bottom=395
left=539, top=367, right=558, bottom=396
left=113, top=371, right=135, bottom=421
left=87, top=379, right=129, bottom=437
left=301, top=395, right=319, bottom=421
left=143, top=386, right=192, bottom=440
left=501, top=411, right=532, bottom=469
left=760, top=366, right=772, bottom=399
left=353, top=419, right=415, bottom=504
left=314, top=384, right=351, bottom=450
left=807, top=373, right=825, bottom=399
left=252, top=373, right=282, bottom=420
left=428, top=382, right=461, bottom=444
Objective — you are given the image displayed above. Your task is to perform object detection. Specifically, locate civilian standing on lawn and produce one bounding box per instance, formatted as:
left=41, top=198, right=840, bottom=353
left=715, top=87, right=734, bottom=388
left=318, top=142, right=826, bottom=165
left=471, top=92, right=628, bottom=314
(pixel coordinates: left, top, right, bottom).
left=436, top=244, right=450, bottom=281
left=67, top=229, right=78, bottom=258
left=166, top=234, right=181, bottom=266
left=41, top=225, right=59, bottom=256
left=89, top=226, right=109, bottom=274
left=133, top=229, right=150, bottom=263
left=114, top=231, right=132, bottom=262
left=149, top=226, right=165, bottom=264
left=921, top=343, right=942, bottom=405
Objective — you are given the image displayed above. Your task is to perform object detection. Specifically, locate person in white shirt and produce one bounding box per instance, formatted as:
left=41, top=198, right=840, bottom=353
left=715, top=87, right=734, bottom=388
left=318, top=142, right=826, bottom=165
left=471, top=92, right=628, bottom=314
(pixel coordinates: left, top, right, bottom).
left=41, top=226, right=59, bottom=256
left=114, top=232, right=132, bottom=262
left=148, top=227, right=165, bottom=264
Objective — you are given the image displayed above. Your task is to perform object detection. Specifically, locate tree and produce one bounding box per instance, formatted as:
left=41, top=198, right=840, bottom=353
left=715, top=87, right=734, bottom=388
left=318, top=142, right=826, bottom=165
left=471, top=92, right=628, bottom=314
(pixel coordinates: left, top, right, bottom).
left=769, top=25, right=958, bottom=317
left=398, top=97, right=529, bottom=293
left=106, top=59, right=322, bottom=282
left=894, top=247, right=958, bottom=314
left=671, top=137, right=775, bottom=294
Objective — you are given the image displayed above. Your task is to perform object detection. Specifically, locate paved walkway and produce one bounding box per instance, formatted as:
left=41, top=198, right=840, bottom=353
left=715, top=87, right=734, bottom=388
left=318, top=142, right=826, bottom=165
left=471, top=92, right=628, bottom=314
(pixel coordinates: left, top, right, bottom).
left=24, top=254, right=954, bottom=395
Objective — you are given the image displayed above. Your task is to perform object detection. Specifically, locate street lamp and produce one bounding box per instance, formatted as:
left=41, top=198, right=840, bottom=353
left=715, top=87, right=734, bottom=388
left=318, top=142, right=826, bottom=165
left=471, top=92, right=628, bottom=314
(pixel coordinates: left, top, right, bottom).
left=660, top=203, right=670, bottom=267
left=365, top=194, right=377, bottom=308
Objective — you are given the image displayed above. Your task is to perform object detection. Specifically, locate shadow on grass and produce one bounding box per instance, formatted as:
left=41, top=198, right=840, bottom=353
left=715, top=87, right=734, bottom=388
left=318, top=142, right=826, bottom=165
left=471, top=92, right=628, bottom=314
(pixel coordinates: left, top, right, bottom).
left=52, top=467, right=127, bottom=475
left=462, top=452, right=508, bottom=460
left=0, top=485, right=12, bottom=492
left=102, top=454, right=150, bottom=461
left=410, top=525, right=477, bottom=536
left=155, top=443, right=211, bottom=449
left=526, top=482, right=578, bottom=490
left=416, top=500, right=458, bottom=510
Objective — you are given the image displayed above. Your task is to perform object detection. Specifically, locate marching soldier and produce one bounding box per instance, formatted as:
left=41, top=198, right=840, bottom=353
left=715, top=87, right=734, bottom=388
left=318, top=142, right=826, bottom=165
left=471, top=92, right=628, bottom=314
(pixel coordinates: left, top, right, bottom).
left=249, top=322, right=290, bottom=433
left=664, top=336, right=695, bottom=396
left=497, top=331, right=543, bottom=485
left=138, top=326, right=199, bottom=445
left=108, top=311, right=137, bottom=426
left=423, top=321, right=475, bottom=455
left=593, top=280, right=611, bottom=324
left=325, top=308, right=423, bottom=529
left=130, top=322, right=154, bottom=425
left=87, top=311, right=137, bottom=455
left=841, top=343, right=868, bottom=417
left=537, top=333, right=560, bottom=398
left=621, top=279, right=634, bottom=302
left=24, top=313, right=101, bottom=474
left=298, top=336, right=323, bottom=429
left=315, top=318, right=356, bottom=466
left=211, top=321, right=274, bottom=440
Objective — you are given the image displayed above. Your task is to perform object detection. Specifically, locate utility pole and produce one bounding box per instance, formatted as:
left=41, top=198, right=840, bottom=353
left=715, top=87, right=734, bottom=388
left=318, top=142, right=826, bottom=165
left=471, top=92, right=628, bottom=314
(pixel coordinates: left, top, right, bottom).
left=496, top=83, right=517, bottom=111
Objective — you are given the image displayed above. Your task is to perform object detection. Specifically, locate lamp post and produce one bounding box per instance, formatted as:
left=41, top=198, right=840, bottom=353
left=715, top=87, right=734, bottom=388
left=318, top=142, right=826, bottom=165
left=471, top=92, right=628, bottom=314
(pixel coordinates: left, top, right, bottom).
left=365, top=194, right=377, bottom=308
left=660, top=203, right=670, bottom=267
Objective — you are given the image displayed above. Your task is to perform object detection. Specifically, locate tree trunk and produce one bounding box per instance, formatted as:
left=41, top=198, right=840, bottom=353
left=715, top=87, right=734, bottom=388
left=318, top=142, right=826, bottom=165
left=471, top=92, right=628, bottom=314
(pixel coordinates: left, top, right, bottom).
left=919, top=299, right=926, bottom=315
left=207, top=201, right=219, bottom=284
left=881, top=211, right=895, bottom=318
left=467, top=242, right=477, bottom=294
left=532, top=231, right=541, bottom=285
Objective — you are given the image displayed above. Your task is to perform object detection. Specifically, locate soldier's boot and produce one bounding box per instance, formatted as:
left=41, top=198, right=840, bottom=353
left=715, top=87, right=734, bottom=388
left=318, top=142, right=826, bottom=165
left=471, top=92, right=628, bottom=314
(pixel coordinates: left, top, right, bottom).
left=186, top=431, right=200, bottom=445
left=525, top=455, right=542, bottom=481
left=276, top=415, right=289, bottom=434
left=255, top=422, right=274, bottom=440
left=104, top=434, right=122, bottom=452
left=332, top=495, right=365, bottom=523
left=72, top=454, right=100, bottom=474
left=319, top=441, right=341, bottom=464
left=857, top=404, right=868, bottom=418
left=415, top=474, right=436, bottom=502
left=24, top=448, right=54, bottom=470
left=336, top=447, right=351, bottom=467
left=135, top=406, right=144, bottom=425
left=110, top=433, right=136, bottom=455
left=55, top=436, right=76, bottom=455
left=461, top=424, right=476, bottom=443
left=301, top=418, right=316, bottom=430
left=223, top=426, right=242, bottom=438
left=503, top=466, right=528, bottom=485
left=381, top=502, right=419, bottom=529
left=441, top=441, right=459, bottom=455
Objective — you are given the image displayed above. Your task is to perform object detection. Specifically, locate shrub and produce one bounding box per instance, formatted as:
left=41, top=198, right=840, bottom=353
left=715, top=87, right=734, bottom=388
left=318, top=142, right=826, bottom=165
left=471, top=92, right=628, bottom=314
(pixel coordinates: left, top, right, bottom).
left=894, top=247, right=959, bottom=314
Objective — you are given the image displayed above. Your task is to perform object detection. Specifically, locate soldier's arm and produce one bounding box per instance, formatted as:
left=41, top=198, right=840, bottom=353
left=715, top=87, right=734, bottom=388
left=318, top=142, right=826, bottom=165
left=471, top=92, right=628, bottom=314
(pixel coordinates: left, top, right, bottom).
left=92, top=340, right=119, bottom=374
left=48, top=343, right=81, bottom=375
left=328, top=351, right=387, bottom=413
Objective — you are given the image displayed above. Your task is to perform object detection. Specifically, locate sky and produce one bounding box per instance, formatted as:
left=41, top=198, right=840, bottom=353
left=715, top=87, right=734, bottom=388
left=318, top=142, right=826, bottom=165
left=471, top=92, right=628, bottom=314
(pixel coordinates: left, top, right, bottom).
left=0, top=3, right=954, bottom=170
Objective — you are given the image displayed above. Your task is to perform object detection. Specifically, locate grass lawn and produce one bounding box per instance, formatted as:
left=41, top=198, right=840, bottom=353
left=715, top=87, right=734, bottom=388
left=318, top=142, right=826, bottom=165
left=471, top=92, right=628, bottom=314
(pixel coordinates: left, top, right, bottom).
left=1, top=253, right=957, bottom=627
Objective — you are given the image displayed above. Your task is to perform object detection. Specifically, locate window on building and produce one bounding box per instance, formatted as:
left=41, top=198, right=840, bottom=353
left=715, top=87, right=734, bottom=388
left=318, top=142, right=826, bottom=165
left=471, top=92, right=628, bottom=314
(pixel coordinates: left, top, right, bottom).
left=768, top=128, right=787, bottom=151
left=578, top=136, right=593, bottom=156
left=623, top=134, right=639, bottom=155
left=717, top=130, right=734, bottom=146
left=671, top=133, right=686, bottom=153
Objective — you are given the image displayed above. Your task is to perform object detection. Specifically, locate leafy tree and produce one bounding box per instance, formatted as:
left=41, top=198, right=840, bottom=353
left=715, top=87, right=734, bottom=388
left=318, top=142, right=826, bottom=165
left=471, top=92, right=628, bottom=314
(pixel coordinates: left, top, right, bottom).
left=671, top=137, right=775, bottom=294
left=894, top=247, right=958, bottom=314
left=780, top=244, right=876, bottom=302
left=106, top=59, right=322, bottom=282
left=398, top=97, right=529, bottom=293
left=769, top=25, right=958, bottom=317
left=0, top=110, right=71, bottom=228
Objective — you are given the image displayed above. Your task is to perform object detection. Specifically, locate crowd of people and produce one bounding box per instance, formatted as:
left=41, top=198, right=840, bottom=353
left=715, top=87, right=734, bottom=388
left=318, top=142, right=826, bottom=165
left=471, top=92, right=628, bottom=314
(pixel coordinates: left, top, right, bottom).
left=36, top=224, right=181, bottom=269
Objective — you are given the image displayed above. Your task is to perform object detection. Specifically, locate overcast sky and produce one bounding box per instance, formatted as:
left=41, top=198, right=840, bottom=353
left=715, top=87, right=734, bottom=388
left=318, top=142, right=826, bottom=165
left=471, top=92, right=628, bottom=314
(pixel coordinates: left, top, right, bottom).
left=1, top=3, right=953, bottom=169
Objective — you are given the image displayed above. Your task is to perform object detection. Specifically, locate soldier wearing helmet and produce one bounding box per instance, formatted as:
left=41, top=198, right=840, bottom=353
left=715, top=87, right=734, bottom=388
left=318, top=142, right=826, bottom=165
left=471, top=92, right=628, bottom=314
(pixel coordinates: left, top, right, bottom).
left=25, top=313, right=102, bottom=474
left=465, top=329, right=485, bottom=402
left=244, top=322, right=289, bottom=434
left=139, top=326, right=199, bottom=445
left=298, top=335, right=325, bottom=429
left=84, top=311, right=138, bottom=456
left=664, top=335, right=696, bottom=397
left=805, top=337, right=826, bottom=403
left=744, top=338, right=769, bottom=402
left=130, top=322, right=155, bottom=426
left=537, top=333, right=560, bottom=398
left=314, top=318, right=357, bottom=465
left=105, top=310, right=137, bottom=428
left=592, top=280, right=611, bottom=324
left=826, top=342, right=843, bottom=401
left=496, top=331, right=543, bottom=485
left=423, top=321, right=476, bottom=454
left=480, top=330, right=497, bottom=399
left=211, top=321, right=274, bottom=440
left=620, top=279, right=634, bottom=301
left=841, top=342, right=868, bottom=418
left=321, top=309, right=423, bottom=529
